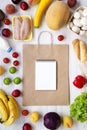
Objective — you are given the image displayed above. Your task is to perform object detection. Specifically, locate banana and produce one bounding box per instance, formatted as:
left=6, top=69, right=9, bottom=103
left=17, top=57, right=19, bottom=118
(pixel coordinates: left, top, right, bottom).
left=34, top=0, right=52, bottom=28
left=4, top=96, right=19, bottom=126
left=0, top=89, right=9, bottom=111
left=0, top=99, right=8, bottom=122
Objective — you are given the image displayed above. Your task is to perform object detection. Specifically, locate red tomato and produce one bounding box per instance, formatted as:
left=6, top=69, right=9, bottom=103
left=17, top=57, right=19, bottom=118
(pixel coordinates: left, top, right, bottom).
left=73, top=79, right=83, bottom=89
left=13, top=60, right=19, bottom=66
left=73, top=75, right=86, bottom=89
left=12, top=52, right=19, bottom=58
left=76, top=75, right=86, bottom=85
left=4, top=18, right=11, bottom=25
left=3, top=57, right=10, bottom=63
left=57, top=35, right=64, bottom=41
left=22, top=110, right=29, bottom=116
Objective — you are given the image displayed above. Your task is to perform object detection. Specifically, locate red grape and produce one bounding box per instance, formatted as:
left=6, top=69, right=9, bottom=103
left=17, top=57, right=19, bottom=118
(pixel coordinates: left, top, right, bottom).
left=2, top=28, right=11, bottom=37
left=12, top=52, right=19, bottom=58
left=3, top=57, right=10, bottom=63
left=23, top=123, right=32, bottom=130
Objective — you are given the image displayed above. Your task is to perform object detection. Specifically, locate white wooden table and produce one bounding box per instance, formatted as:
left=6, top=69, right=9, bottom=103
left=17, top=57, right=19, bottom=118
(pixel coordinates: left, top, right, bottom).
left=0, top=0, right=87, bottom=130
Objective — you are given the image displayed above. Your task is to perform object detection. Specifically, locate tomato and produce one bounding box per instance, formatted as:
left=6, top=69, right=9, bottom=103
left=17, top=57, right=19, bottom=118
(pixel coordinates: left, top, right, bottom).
left=73, top=79, right=83, bottom=89
left=3, top=57, right=10, bottom=63
left=76, top=75, right=86, bottom=85
left=13, top=60, right=19, bottom=66
left=22, top=110, right=29, bottom=116
left=12, top=52, right=19, bottom=58
left=4, top=18, right=11, bottom=25
left=73, top=75, right=86, bottom=89
left=57, top=35, right=64, bottom=41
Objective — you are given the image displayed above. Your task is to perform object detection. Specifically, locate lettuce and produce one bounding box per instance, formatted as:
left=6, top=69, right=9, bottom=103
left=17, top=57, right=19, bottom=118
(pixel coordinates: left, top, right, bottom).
left=70, top=92, right=87, bottom=122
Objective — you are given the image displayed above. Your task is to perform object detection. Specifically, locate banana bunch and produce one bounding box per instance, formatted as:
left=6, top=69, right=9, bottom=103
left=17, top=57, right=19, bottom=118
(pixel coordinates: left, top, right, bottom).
left=0, top=89, right=19, bottom=126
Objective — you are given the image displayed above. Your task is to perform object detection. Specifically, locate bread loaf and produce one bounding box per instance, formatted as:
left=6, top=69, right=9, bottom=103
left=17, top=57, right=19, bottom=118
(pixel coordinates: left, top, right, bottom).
left=72, top=39, right=87, bottom=63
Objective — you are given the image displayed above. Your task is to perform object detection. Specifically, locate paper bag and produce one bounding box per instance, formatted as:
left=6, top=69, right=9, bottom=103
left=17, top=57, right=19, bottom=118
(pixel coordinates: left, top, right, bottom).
left=23, top=44, right=69, bottom=106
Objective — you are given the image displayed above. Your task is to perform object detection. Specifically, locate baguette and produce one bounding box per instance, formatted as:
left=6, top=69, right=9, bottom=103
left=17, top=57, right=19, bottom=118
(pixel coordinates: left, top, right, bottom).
left=72, top=39, right=87, bottom=63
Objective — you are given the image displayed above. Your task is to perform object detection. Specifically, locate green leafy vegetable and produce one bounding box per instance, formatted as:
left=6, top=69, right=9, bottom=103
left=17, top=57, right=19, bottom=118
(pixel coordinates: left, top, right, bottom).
left=70, top=92, right=87, bottom=122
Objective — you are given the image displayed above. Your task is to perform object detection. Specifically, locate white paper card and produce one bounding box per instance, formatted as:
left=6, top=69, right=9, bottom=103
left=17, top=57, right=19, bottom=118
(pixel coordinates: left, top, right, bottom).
left=35, top=60, right=56, bottom=90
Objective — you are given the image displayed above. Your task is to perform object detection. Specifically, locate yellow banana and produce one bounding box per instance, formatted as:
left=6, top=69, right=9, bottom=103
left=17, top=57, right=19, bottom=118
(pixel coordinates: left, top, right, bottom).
left=0, top=99, right=8, bottom=122
left=7, top=95, right=19, bottom=119
left=34, top=0, right=52, bottom=28
left=0, top=89, right=9, bottom=111
left=4, top=96, right=19, bottom=126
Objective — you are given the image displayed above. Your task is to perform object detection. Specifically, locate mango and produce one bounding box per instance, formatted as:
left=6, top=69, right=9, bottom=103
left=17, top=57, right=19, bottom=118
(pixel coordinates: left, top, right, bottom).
left=0, top=66, right=5, bottom=76
left=63, top=116, right=73, bottom=128
left=45, top=1, right=70, bottom=30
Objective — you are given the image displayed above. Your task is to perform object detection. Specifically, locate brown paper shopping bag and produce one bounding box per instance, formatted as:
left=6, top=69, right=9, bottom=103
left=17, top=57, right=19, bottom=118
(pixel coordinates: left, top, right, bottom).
left=23, top=32, right=69, bottom=106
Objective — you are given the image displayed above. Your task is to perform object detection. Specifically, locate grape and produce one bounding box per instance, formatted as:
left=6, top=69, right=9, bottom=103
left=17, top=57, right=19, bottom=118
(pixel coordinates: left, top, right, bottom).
left=3, top=78, right=11, bottom=85
left=13, top=77, right=21, bottom=84
left=9, top=66, right=17, bottom=74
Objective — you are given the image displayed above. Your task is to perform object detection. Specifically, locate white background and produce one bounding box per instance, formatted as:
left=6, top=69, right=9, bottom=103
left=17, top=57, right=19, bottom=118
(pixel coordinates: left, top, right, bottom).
left=0, top=0, right=87, bottom=130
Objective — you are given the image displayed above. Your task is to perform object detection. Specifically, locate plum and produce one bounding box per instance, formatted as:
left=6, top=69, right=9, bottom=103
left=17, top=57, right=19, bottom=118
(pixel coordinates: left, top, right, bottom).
left=67, top=0, right=77, bottom=8
left=0, top=10, right=5, bottom=21
left=44, top=112, right=61, bottom=130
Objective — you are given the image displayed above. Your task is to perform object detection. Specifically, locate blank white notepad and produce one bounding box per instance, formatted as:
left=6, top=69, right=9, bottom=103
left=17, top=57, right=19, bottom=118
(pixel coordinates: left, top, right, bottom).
left=35, top=60, right=56, bottom=90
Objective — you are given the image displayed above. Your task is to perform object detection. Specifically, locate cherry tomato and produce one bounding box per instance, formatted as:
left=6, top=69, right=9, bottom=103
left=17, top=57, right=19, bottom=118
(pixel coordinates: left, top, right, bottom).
left=13, top=60, right=19, bottom=66
left=23, top=123, right=32, bottom=130
left=73, top=75, right=86, bottom=89
left=4, top=18, right=11, bottom=25
left=73, top=79, right=83, bottom=89
left=57, top=35, right=64, bottom=41
left=22, top=110, right=29, bottom=116
left=3, top=57, right=10, bottom=63
left=76, top=75, right=86, bottom=85
left=12, top=52, right=19, bottom=58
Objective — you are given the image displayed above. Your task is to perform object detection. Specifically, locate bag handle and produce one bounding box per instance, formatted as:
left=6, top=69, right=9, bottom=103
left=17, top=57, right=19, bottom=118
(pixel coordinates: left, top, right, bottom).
left=38, top=31, right=53, bottom=45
